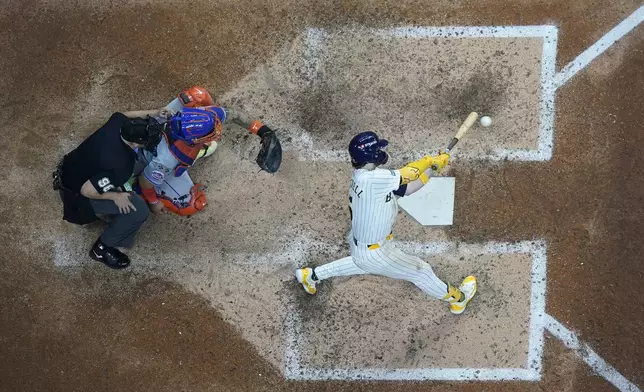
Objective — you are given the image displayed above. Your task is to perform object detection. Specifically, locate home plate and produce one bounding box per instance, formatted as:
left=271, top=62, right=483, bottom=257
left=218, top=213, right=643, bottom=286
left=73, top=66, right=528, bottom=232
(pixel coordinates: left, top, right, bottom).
left=398, top=177, right=455, bottom=226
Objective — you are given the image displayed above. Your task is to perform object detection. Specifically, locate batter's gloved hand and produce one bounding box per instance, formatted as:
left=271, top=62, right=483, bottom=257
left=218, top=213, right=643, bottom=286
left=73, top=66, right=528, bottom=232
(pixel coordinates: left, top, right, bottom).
left=429, top=153, right=450, bottom=171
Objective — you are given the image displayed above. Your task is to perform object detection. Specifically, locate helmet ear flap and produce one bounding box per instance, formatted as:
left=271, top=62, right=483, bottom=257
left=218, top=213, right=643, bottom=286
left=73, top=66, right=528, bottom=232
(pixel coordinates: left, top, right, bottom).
left=377, top=150, right=389, bottom=165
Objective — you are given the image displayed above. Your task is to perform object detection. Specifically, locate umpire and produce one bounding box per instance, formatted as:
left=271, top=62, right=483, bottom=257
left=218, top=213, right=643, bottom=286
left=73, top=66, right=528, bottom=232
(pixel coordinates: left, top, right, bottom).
left=54, top=108, right=169, bottom=269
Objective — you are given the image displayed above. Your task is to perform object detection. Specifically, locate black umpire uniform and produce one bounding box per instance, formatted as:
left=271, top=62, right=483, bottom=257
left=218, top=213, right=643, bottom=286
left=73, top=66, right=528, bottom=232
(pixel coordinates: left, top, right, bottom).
left=55, top=112, right=163, bottom=269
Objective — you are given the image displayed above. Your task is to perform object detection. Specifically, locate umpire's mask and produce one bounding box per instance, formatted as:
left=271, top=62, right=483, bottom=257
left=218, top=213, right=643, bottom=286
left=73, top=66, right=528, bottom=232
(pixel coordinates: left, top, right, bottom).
left=121, top=116, right=164, bottom=154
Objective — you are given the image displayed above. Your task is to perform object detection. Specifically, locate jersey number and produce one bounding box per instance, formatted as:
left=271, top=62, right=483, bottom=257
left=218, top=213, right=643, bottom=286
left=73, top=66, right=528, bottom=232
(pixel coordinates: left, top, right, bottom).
left=385, top=193, right=392, bottom=203
left=348, top=196, right=353, bottom=220
left=98, top=177, right=114, bottom=192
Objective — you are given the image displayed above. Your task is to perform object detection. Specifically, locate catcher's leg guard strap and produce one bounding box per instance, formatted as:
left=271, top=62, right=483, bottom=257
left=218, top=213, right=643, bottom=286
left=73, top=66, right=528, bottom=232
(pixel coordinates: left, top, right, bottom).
left=248, top=120, right=264, bottom=135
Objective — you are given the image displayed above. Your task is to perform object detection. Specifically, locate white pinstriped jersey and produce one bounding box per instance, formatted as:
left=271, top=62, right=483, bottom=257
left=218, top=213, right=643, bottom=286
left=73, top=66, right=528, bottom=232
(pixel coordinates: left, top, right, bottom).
left=349, top=168, right=402, bottom=244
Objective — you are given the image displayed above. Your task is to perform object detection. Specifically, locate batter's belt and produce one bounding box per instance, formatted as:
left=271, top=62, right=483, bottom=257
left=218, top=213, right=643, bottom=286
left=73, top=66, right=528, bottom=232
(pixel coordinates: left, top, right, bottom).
left=353, top=233, right=393, bottom=250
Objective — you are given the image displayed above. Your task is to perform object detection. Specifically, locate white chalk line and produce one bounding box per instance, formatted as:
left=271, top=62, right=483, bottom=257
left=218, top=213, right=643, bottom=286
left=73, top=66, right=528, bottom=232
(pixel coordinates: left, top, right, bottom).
left=233, top=236, right=328, bottom=266
left=294, top=25, right=557, bottom=163
left=544, top=314, right=642, bottom=392
left=288, top=367, right=540, bottom=381
left=374, top=25, right=555, bottom=38
left=393, top=239, right=544, bottom=255
left=284, top=240, right=547, bottom=381
left=302, top=28, right=327, bottom=84
left=545, top=8, right=644, bottom=389
left=290, top=146, right=549, bottom=162
left=538, top=26, right=558, bottom=161
left=310, top=25, right=554, bottom=39
left=286, top=239, right=640, bottom=388
left=284, top=296, right=302, bottom=378
left=554, top=5, right=644, bottom=89
left=527, top=243, right=547, bottom=375
left=402, top=239, right=548, bottom=378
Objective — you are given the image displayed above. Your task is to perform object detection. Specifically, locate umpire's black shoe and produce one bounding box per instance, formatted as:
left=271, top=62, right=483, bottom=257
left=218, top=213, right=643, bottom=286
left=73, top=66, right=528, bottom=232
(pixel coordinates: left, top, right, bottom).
left=89, top=238, right=130, bottom=269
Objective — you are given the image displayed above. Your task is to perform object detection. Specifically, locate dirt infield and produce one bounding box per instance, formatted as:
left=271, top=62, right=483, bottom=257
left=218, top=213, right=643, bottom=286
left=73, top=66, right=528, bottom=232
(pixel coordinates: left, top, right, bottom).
left=1, top=0, right=643, bottom=391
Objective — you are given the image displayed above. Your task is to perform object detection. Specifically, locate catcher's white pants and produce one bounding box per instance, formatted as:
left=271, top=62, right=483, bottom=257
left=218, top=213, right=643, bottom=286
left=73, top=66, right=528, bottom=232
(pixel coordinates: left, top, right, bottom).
left=132, top=154, right=199, bottom=203
left=155, top=171, right=194, bottom=202
left=151, top=147, right=215, bottom=203
left=314, top=236, right=449, bottom=300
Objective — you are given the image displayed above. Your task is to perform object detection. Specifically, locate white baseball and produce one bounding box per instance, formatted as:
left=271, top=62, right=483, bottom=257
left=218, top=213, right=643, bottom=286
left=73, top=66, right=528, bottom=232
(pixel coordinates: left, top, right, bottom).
left=480, top=116, right=492, bottom=127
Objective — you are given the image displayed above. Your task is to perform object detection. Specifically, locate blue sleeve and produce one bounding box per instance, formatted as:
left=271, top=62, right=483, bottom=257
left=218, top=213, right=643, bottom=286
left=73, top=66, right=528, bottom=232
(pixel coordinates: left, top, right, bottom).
left=393, top=183, right=407, bottom=197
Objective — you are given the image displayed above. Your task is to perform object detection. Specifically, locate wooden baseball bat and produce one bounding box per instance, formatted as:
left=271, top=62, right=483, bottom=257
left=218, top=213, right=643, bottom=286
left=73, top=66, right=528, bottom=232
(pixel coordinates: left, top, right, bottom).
left=431, top=111, right=478, bottom=170
left=445, top=111, right=478, bottom=153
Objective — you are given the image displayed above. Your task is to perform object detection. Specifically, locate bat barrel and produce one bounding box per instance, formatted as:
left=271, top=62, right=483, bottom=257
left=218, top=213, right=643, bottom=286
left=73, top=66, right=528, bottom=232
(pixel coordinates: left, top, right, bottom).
left=443, top=112, right=478, bottom=153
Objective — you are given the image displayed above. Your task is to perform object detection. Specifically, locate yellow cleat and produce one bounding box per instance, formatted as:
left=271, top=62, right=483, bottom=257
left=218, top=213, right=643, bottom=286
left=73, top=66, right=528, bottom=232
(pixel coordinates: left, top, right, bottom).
left=449, top=276, right=477, bottom=315
left=295, top=268, right=317, bottom=295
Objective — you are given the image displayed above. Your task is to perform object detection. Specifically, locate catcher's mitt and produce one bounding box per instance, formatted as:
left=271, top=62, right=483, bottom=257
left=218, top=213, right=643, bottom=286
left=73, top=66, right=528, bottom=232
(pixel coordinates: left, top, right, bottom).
left=256, top=126, right=282, bottom=173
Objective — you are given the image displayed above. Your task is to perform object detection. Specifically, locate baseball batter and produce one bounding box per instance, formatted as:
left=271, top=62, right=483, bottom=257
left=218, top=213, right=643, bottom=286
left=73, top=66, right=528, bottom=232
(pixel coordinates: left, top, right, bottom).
left=295, top=131, right=477, bottom=314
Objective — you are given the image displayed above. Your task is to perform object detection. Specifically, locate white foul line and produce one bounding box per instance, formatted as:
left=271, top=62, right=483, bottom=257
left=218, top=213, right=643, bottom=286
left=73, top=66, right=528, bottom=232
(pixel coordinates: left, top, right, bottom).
left=542, top=8, right=644, bottom=389
left=554, top=5, right=644, bottom=89
left=544, top=314, right=642, bottom=392
left=285, top=240, right=546, bottom=381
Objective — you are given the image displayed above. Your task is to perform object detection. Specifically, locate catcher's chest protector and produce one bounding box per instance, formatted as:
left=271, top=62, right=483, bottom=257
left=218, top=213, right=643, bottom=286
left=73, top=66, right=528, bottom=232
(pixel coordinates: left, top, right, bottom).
left=164, top=133, right=203, bottom=177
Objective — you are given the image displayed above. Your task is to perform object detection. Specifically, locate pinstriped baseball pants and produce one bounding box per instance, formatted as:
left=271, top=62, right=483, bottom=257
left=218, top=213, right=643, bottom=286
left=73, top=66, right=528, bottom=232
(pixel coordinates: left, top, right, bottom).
left=313, top=240, right=449, bottom=300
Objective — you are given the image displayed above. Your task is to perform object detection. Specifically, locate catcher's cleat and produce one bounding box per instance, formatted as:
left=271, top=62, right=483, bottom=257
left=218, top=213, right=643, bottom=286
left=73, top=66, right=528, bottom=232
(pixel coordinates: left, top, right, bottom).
left=449, top=276, right=477, bottom=315
left=296, top=268, right=317, bottom=295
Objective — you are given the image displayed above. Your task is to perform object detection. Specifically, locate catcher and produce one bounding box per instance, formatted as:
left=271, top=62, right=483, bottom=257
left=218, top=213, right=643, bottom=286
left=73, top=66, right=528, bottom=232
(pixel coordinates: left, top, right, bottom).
left=131, top=86, right=282, bottom=216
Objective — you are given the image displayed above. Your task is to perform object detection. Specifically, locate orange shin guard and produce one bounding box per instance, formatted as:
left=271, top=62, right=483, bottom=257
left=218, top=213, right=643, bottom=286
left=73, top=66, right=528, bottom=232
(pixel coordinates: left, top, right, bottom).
left=178, top=86, right=215, bottom=108
left=159, top=185, right=208, bottom=216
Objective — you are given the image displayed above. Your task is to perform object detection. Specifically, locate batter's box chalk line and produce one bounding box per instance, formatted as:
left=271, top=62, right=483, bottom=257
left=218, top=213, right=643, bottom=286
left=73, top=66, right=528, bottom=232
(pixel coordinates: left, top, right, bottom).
left=283, top=240, right=547, bottom=382
left=283, top=238, right=642, bottom=390
left=292, top=25, right=558, bottom=163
